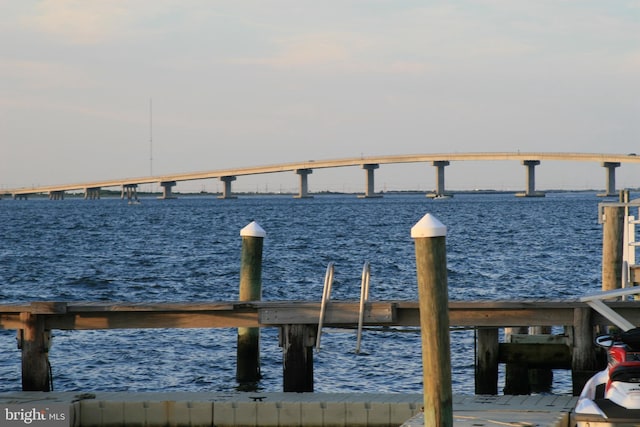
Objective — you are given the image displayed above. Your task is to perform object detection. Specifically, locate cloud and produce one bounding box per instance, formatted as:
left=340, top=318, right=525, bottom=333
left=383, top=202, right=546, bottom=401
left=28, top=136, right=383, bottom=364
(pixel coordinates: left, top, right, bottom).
left=23, top=0, right=131, bottom=45
left=0, top=59, right=93, bottom=89
left=228, top=33, right=355, bottom=68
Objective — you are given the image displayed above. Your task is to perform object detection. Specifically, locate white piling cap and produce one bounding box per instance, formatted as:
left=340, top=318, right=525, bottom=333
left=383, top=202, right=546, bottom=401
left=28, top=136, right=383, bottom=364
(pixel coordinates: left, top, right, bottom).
left=411, top=213, right=446, bottom=238
left=240, top=221, right=266, bottom=238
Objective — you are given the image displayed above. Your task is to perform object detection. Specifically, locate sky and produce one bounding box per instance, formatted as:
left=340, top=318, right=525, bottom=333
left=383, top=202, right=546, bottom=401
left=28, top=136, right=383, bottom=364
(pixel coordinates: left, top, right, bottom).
left=2, top=1, right=640, bottom=193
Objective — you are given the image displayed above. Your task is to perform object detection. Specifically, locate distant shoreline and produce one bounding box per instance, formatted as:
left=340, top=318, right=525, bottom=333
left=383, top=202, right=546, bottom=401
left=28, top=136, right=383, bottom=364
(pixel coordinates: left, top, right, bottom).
left=4, top=188, right=635, bottom=199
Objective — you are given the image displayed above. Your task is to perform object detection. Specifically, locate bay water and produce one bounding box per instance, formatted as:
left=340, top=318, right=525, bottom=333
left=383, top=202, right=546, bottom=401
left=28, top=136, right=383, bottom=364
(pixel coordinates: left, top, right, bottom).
left=0, top=192, right=611, bottom=394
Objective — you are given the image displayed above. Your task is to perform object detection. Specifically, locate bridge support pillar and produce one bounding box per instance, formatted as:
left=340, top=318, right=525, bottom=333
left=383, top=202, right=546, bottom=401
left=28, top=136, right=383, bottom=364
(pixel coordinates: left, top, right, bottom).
left=358, top=164, right=382, bottom=198
left=294, top=169, right=313, bottom=199
left=159, top=181, right=177, bottom=199
left=427, top=161, right=451, bottom=198
left=218, top=176, right=237, bottom=199
left=598, top=162, right=621, bottom=197
left=516, top=160, right=545, bottom=197
left=49, top=191, right=64, bottom=200
left=84, top=187, right=101, bottom=200
left=121, top=184, right=139, bottom=203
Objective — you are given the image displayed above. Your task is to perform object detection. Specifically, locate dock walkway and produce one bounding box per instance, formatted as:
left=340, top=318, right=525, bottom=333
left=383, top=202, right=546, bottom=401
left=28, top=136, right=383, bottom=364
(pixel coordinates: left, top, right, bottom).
left=0, top=391, right=578, bottom=426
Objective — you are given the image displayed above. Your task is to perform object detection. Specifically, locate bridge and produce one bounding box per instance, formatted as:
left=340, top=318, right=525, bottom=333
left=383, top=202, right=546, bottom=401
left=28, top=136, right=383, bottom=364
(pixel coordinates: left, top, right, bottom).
left=2, top=152, right=639, bottom=201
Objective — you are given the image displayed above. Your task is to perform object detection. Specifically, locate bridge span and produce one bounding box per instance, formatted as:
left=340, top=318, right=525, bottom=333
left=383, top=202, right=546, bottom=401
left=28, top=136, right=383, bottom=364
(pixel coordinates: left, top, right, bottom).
left=2, top=152, right=639, bottom=201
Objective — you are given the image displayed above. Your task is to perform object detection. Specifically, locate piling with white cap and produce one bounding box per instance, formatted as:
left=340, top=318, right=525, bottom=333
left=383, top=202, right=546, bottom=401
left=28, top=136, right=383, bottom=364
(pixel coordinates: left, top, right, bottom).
left=236, top=221, right=266, bottom=385
left=411, top=213, right=453, bottom=427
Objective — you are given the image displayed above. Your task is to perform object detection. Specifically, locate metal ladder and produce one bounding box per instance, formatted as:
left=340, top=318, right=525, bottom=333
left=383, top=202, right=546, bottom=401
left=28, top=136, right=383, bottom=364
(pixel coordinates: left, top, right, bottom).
left=315, top=261, right=371, bottom=353
left=622, top=204, right=640, bottom=288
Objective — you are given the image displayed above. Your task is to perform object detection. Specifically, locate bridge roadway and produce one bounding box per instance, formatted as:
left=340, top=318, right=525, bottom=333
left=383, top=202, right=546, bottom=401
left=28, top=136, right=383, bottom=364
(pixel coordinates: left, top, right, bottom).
left=2, top=152, right=639, bottom=200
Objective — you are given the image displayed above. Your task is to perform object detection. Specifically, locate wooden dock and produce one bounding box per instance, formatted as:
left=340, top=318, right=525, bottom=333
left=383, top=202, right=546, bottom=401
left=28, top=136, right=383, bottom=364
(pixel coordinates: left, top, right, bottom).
left=1, top=299, right=638, bottom=395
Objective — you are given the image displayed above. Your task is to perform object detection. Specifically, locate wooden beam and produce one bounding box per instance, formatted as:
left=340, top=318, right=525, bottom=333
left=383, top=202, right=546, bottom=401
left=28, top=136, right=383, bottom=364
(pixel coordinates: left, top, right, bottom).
left=259, top=302, right=396, bottom=325
left=498, top=343, right=572, bottom=369
left=0, top=300, right=638, bottom=332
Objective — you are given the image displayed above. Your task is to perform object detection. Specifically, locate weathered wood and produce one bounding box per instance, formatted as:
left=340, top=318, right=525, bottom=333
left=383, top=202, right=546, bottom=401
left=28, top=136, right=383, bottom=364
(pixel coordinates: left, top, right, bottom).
left=509, top=333, right=569, bottom=345
left=47, top=310, right=260, bottom=330
left=0, top=300, right=637, bottom=331
left=0, top=298, right=635, bottom=395
left=630, top=265, right=640, bottom=284
left=503, top=327, right=530, bottom=395
left=475, top=328, right=498, bottom=395
left=572, top=307, right=601, bottom=395
left=237, top=225, right=265, bottom=384
left=498, top=343, right=571, bottom=368
left=528, top=326, right=553, bottom=393
left=259, top=301, right=396, bottom=325
left=602, top=205, right=625, bottom=292
left=280, top=324, right=315, bottom=392
left=19, top=312, right=51, bottom=391
left=412, top=214, right=452, bottom=427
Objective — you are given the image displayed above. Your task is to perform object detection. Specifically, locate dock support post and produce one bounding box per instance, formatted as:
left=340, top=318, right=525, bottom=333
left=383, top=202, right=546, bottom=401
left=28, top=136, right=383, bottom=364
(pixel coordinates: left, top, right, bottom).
left=218, top=176, right=237, bottom=199
left=19, top=312, right=51, bottom=391
left=599, top=162, right=621, bottom=197
left=358, top=164, right=382, bottom=198
left=280, top=324, right=316, bottom=392
left=572, top=307, right=599, bottom=395
left=503, top=327, right=530, bottom=395
left=428, top=161, right=450, bottom=198
left=602, top=205, right=625, bottom=292
left=516, top=160, right=545, bottom=197
left=529, top=326, right=553, bottom=393
left=411, top=213, right=453, bottom=427
left=475, top=328, right=499, bottom=395
left=294, top=169, right=313, bottom=199
left=236, top=221, right=266, bottom=386
left=159, top=181, right=177, bottom=199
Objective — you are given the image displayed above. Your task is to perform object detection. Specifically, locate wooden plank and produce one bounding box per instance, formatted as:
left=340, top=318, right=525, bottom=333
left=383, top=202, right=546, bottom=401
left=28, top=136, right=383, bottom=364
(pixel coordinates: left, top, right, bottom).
left=449, top=308, right=575, bottom=327
left=509, top=334, right=570, bottom=345
left=46, top=311, right=260, bottom=330
left=64, top=302, right=239, bottom=312
left=0, top=299, right=636, bottom=331
left=259, top=302, right=396, bottom=325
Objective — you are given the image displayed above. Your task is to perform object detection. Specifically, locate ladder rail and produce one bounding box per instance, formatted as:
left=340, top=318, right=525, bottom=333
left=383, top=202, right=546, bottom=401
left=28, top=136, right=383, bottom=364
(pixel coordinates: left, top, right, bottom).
left=623, top=210, right=639, bottom=288
left=315, top=262, right=334, bottom=352
left=355, top=261, right=370, bottom=354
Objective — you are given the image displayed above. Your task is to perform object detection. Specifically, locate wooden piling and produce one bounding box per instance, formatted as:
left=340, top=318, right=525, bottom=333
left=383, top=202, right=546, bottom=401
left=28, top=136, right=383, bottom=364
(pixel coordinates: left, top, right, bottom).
left=528, top=326, right=553, bottom=393
left=20, top=312, right=51, bottom=391
left=475, top=328, right=499, bottom=395
left=236, top=221, right=266, bottom=384
left=280, top=324, right=316, bottom=392
left=503, top=327, right=530, bottom=395
left=602, top=205, right=625, bottom=292
left=411, top=213, right=453, bottom=427
left=572, top=307, right=600, bottom=395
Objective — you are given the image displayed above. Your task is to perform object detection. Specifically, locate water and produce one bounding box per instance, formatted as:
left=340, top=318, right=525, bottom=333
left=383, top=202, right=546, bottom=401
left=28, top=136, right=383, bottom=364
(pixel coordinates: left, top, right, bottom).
left=0, top=192, right=609, bottom=394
